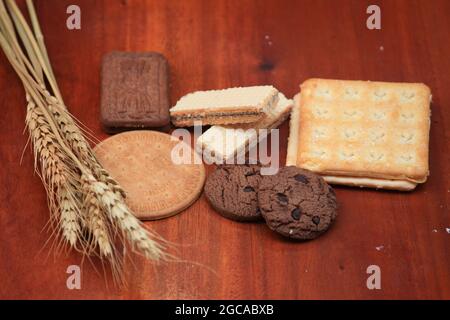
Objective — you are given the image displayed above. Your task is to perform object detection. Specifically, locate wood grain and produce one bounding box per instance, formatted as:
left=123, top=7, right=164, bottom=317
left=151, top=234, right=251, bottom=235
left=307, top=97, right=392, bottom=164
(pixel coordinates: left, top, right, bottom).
left=0, top=0, right=449, bottom=299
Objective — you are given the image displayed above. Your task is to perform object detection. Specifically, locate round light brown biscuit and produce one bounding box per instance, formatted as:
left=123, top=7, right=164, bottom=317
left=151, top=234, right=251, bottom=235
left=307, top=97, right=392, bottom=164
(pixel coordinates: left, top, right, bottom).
left=94, top=130, right=205, bottom=220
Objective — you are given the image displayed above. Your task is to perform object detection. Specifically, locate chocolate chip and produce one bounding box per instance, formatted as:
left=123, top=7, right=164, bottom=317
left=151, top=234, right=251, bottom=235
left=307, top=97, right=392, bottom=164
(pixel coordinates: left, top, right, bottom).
left=245, top=171, right=256, bottom=176
left=294, top=174, right=309, bottom=184
left=291, top=208, right=301, bottom=220
left=277, top=193, right=288, bottom=204
left=256, top=207, right=261, bottom=215
left=243, top=186, right=255, bottom=192
left=312, top=216, right=320, bottom=225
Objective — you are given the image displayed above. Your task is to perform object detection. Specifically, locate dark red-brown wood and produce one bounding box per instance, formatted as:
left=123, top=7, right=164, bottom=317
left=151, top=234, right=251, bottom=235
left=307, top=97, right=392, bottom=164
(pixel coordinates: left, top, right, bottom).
left=0, top=0, right=449, bottom=299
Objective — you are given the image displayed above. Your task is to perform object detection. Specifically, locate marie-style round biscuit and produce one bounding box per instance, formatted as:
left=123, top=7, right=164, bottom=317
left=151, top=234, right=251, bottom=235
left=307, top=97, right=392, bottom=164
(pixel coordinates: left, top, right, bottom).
left=204, top=165, right=263, bottom=221
left=258, top=166, right=337, bottom=240
left=94, top=131, right=205, bottom=220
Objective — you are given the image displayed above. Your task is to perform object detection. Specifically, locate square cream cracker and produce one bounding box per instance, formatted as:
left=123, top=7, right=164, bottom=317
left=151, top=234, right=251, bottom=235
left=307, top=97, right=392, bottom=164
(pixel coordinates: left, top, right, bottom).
left=287, top=79, right=431, bottom=189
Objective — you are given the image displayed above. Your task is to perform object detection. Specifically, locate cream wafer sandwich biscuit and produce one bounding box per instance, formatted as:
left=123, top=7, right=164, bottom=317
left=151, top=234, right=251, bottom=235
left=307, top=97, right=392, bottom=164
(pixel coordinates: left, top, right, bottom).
left=287, top=78, right=431, bottom=191
left=197, top=92, right=293, bottom=163
left=170, top=86, right=279, bottom=127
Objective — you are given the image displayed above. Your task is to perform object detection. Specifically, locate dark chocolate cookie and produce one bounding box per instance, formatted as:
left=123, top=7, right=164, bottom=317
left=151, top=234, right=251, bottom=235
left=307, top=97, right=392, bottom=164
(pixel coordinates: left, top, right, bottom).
left=258, top=166, right=337, bottom=240
left=204, top=165, right=263, bottom=221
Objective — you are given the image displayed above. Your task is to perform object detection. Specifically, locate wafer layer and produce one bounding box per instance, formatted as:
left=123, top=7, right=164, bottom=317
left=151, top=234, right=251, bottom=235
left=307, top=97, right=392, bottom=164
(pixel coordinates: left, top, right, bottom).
left=198, top=93, right=293, bottom=163
left=170, top=86, right=279, bottom=127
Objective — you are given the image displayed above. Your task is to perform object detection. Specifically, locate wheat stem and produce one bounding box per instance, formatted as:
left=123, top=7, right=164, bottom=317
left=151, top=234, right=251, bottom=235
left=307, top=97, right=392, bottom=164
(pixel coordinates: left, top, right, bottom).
left=5, top=0, right=62, bottom=101
left=25, top=0, right=52, bottom=86
left=0, top=0, right=170, bottom=284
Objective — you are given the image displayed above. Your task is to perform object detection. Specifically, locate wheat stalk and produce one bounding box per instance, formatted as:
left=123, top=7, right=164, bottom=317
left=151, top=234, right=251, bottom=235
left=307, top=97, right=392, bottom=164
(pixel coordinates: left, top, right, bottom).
left=81, top=174, right=166, bottom=261
left=0, top=0, right=169, bottom=284
left=43, top=90, right=127, bottom=199
left=26, top=97, right=68, bottom=212
left=25, top=95, right=89, bottom=253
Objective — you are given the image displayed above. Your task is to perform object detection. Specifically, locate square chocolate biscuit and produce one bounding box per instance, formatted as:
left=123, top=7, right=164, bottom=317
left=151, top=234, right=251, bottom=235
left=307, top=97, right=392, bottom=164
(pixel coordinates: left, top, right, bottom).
left=101, top=51, right=170, bottom=131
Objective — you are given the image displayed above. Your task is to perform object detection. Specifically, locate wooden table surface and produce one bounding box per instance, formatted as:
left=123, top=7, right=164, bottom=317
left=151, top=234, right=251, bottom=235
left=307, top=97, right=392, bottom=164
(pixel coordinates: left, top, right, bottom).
left=0, top=0, right=449, bottom=300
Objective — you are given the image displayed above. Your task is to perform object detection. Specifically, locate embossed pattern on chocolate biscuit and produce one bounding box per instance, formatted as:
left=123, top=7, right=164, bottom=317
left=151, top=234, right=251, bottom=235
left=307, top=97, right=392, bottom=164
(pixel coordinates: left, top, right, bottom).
left=258, top=166, right=337, bottom=240
left=101, top=52, right=170, bottom=131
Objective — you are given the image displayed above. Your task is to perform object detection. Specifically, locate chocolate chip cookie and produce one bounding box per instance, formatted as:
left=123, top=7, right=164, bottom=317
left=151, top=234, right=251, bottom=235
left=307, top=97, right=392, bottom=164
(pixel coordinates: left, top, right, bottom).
left=258, top=166, right=337, bottom=240
left=204, top=165, right=263, bottom=221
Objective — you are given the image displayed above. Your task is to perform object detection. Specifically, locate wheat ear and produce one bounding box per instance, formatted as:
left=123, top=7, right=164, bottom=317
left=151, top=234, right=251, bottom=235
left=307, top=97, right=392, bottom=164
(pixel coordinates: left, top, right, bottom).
left=82, top=174, right=167, bottom=261
left=0, top=0, right=171, bottom=284
left=25, top=95, right=85, bottom=249
left=43, top=91, right=127, bottom=199
left=58, top=186, right=82, bottom=249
